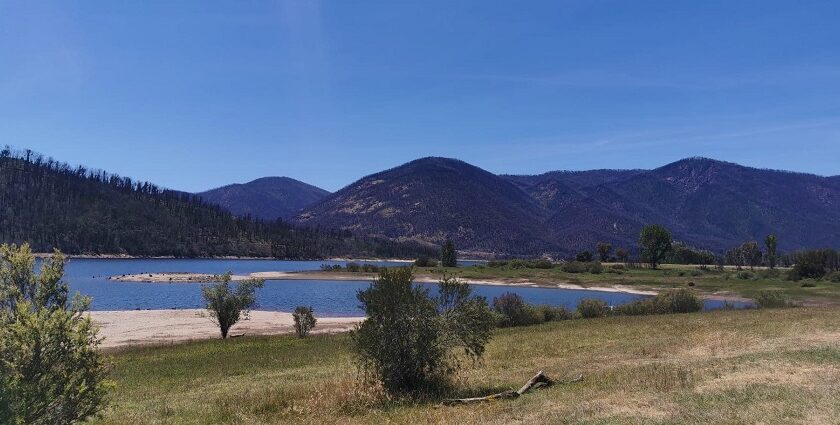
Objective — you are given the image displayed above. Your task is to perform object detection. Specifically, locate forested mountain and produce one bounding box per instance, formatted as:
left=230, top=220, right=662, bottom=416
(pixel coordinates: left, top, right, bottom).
left=296, top=157, right=840, bottom=256
left=295, top=157, right=554, bottom=255
left=197, top=177, right=329, bottom=220
left=0, top=148, right=435, bottom=258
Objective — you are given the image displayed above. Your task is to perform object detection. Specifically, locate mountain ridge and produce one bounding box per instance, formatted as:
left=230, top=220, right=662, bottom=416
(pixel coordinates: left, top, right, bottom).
left=197, top=176, right=329, bottom=221
left=293, top=156, right=839, bottom=255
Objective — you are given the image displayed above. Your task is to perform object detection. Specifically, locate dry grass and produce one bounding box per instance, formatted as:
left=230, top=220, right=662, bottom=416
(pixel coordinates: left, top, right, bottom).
left=95, top=308, right=840, bottom=424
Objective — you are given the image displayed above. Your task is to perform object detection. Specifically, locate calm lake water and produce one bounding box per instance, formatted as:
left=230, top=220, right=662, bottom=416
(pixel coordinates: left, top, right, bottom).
left=53, top=259, right=744, bottom=316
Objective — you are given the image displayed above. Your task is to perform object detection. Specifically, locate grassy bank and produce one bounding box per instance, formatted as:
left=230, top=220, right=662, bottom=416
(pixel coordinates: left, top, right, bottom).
left=96, top=307, right=840, bottom=424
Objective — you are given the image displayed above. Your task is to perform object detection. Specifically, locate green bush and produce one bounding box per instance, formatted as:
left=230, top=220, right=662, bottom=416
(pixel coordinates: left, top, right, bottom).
left=0, top=244, right=110, bottom=424
left=753, top=291, right=791, bottom=309
left=561, top=261, right=587, bottom=273
left=587, top=262, right=604, bottom=274
left=292, top=306, right=317, bottom=338
left=786, top=269, right=802, bottom=281
left=492, top=292, right=541, bottom=327
left=737, top=270, right=754, bottom=280
left=351, top=269, right=493, bottom=395
left=828, top=272, right=840, bottom=283
left=576, top=298, right=609, bottom=318
left=202, top=273, right=265, bottom=339
left=614, top=289, right=703, bottom=316
left=415, top=256, right=438, bottom=267
left=534, top=304, right=571, bottom=322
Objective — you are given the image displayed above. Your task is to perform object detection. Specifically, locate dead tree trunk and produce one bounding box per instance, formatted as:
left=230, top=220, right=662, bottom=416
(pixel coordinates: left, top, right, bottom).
left=441, top=371, right=582, bottom=406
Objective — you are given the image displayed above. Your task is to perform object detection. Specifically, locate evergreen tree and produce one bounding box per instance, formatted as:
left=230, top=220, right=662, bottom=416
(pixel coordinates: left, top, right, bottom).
left=765, top=234, right=778, bottom=269
left=440, top=238, right=457, bottom=267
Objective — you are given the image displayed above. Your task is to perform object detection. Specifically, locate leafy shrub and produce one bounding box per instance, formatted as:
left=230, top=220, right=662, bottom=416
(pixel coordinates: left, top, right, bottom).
left=792, top=250, right=829, bottom=278
left=561, top=261, right=603, bottom=274
left=576, top=298, right=609, bottom=318
left=320, top=264, right=343, bottom=271
left=361, top=264, right=381, bottom=273
left=576, top=251, right=594, bottom=262
left=801, top=281, right=817, bottom=288
left=414, top=256, right=438, bottom=267
left=610, top=264, right=625, bottom=270
left=657, top=288, right=704, bottom=313
left=492, top=292, right=541, bottom=327
left=293, top=306, right=317, bottom=338
left=614, top=289, right=703, bottom=316
left=345, top=262, right=361, bottom=272
left=351, top=269, right=493, bottom=395
left=561, top=261, right=587, bottom=273
left=753, top=291, right=791, bottom=309
left=828, top=272, right=840, bottom=283
left=0, top=244, right=110, bottom=424
left=202, top=273, right=265, bottom=339
left=786, top=269, right=802, bottom=281
left=535, top=304, right=571, bottom=322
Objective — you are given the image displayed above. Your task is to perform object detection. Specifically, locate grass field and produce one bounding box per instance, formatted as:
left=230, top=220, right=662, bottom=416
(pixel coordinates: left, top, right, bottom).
left=95, top=307, right=840, bottom=424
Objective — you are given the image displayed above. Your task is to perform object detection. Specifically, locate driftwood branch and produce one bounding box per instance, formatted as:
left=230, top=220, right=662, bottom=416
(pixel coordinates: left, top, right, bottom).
left=441, top=371, right=583, bottom=406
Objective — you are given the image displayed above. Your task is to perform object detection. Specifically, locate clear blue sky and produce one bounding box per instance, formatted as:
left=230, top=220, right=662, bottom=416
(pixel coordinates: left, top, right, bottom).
left=1, top=1, right=839, bottom=192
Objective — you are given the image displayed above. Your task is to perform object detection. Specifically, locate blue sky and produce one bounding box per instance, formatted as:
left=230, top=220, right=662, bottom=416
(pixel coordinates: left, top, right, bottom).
left=1, top=1, right=839, bottom=192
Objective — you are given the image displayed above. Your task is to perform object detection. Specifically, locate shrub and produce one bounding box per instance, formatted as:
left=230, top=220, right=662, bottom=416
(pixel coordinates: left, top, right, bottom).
left=587, top=262, right=604, bottom=274
left=792, top=250, right=829, bottom=278
left=492, top=292, right=541, bottom=327
left=786, top=269, right=802, bottom=281
left=801, top=281, right=817, bottom=288
left=753, top=291, right=791, bottom=309
left=0, top=244, right=110, bottom=424
left=657, top=288, right=704, bottom=313
left=561, top=261, right=588, bottom=273
left=202, top=273, right=265, bottom=338
left=576, top=251, right=594, bottom=262
left=535, top=304, right=571, bottom=322
left=576, top=298, right=609, bottom=318
left=345, top=262, right=361, bottom=272
left=351, top=269, right=493, bottom=395
left=828, top=272, right=840, bottom=283
left=320, top=264, right=342, bottom=271
left=614, top=289, right=703, bottom=316
left=361, top=264, right=380, bottom=273
left=610, top=264, right=625, bottom=270
left=414, top=256, right=438, bottom=267
left=293, top=306, right=317, bottom=338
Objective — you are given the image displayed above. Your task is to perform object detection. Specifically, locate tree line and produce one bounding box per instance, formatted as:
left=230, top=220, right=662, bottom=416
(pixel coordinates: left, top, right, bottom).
left=0, top=147, right=435, bottom=259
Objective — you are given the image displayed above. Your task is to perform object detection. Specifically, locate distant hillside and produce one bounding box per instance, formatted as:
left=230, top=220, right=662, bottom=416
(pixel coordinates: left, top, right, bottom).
left=297, top=157, right=840, bottom=255
left=0, top=148, right=434, bottom=258
left=197, top=177, right=329, bottom=220
left=296, top=157, right=554, bottom=255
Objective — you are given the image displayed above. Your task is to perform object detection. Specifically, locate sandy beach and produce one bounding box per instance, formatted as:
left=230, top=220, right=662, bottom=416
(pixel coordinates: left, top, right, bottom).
left=108, top=270, right=660, bottom=296
left=89, top=309, right=363, bottom=349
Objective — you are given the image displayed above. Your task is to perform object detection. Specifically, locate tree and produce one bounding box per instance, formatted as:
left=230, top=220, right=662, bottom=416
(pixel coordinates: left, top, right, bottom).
left=740, top=241, right=763, bottom=270
left=639, top=225, right=672, bottom=269
left=616, top=248, right=629, bottom=263
left=440, top=238, right=457, bottom=268
left=292, top=306, right=317, bottom=338
left=351, top=268, right=493, bottom=395
left=575, top=251, right=594, bottom=262
left=596, top=242, right=612, bottom=262
left=0, top=244, right=109, bottom=424
left=202, top=273, right=265, bottom=339
left=765, top=234, right=778, bottom=269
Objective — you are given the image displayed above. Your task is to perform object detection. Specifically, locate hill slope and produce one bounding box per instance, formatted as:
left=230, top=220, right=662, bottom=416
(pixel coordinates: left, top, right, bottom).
left=298, top=157, right=840, bottom=255
left=0, top=149, right=434, bottom=258
left=197, top=177, right=329, bottom=220
left=296, top=157, right=553, bottom=254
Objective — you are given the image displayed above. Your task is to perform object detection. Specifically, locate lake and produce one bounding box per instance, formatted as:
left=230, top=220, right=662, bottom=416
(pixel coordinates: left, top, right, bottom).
left=54, top=258, right=744, bottom=316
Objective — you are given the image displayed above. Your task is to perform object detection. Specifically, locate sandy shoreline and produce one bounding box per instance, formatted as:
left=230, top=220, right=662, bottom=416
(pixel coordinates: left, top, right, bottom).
left=108, top=270, right=660, bottom=296
left=89, top=309, right=363, bottom=349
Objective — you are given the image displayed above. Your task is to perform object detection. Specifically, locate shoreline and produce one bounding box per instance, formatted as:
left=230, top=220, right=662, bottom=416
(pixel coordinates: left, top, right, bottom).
left=108, top=270, right=660, bottom=296
left=89, top=309, right=363, bottom=349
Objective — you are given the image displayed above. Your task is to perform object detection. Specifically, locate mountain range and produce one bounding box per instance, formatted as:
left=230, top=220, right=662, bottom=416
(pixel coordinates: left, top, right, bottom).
left=198, top=157, right=840, bottom=256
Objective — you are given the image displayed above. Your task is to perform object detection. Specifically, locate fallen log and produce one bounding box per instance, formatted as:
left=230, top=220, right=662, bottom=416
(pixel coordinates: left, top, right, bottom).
left=441, top=371, right=582, bottom=406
